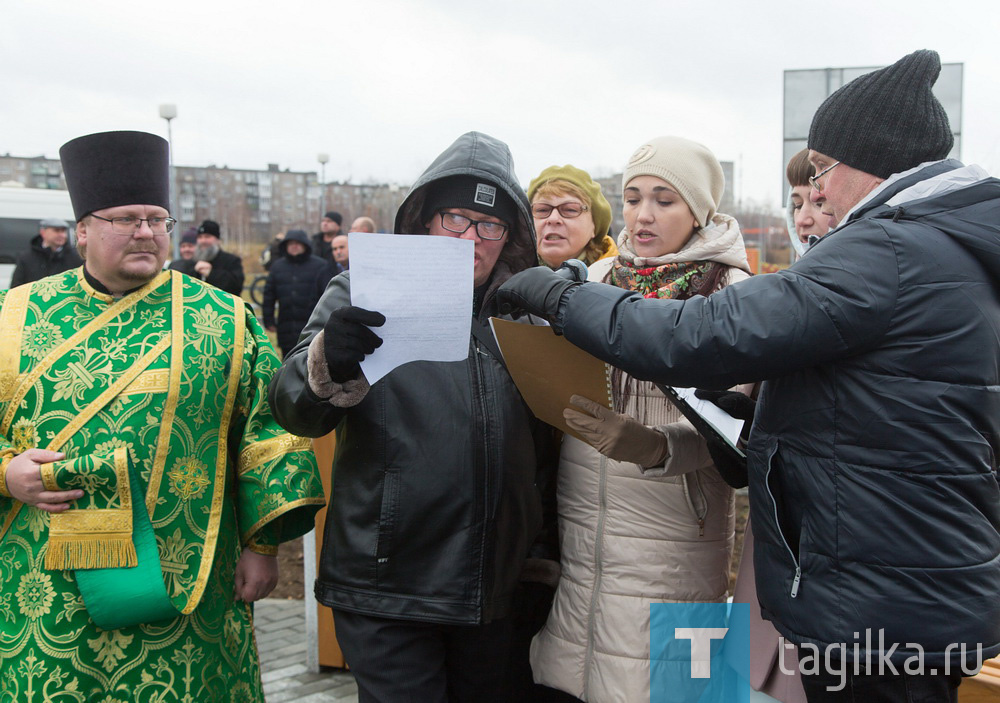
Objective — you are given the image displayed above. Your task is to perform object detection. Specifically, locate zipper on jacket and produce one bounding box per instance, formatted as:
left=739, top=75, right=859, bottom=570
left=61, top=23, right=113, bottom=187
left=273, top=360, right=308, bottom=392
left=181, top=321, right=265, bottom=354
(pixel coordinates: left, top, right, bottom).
left=582, top=453, right=609, bottom=700
left=472, top=337, right=493, bottom=620
left=763, top=441, right=802, bottom=599
left=682, top=473, right=708, bottom=537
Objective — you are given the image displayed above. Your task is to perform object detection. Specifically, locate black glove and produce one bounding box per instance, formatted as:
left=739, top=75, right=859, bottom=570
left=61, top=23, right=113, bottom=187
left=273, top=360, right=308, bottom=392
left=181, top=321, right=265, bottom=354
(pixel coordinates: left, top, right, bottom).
left=511, top=581, right=556, bottom=634
left=695, top=389, right=755, bottom=488
left=322, top=306, right=386, bottom=383
left=704, top=436, right=749, bottom=488
left=694, top=389, right=756, bottom=421
left=495, top=266, right=581, bottom=324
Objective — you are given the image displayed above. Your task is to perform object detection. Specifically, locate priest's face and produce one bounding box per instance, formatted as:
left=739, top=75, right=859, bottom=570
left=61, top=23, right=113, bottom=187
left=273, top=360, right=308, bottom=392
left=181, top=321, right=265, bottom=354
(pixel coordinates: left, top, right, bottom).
left=77, top=204, right=170, bottom=294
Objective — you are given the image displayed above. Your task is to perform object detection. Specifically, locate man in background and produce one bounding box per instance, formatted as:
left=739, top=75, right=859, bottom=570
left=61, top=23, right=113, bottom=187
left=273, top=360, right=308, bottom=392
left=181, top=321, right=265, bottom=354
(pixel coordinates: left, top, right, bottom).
left=175, top=218, right=244, bottom=296
left=167, top=227, right=197, bottom=271
left=312, top=210, right=342, bottom=261
left=262, top=228, right=330, bottom=357
left=331, top=232, right=349, bottom=270
left=10, top=217, right=82, bottom=287
left=349, top=215, right=375, bottom=233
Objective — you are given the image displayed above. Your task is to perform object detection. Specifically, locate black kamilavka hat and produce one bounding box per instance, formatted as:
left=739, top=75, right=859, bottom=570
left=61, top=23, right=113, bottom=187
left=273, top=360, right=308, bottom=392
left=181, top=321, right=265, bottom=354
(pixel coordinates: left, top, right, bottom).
left=59, top=131, right=170, bottom=221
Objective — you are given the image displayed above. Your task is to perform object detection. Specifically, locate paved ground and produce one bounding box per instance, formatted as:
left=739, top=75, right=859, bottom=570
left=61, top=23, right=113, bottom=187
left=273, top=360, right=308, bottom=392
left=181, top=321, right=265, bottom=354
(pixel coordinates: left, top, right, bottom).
left=255, top=598, right=358, bottom=702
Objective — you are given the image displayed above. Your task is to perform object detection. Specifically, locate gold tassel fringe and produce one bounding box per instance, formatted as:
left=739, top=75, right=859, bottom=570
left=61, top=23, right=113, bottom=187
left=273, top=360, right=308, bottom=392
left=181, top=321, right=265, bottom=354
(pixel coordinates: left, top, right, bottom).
left=45, top=535, right=138, bottom=571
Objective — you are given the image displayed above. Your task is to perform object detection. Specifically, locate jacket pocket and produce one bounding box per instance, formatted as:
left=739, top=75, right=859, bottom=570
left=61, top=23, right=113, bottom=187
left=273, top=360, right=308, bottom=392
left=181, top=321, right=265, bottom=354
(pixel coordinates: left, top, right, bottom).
left=763, top=441, right=802, bottom=597
left=375, top=470, right=400, bottom=568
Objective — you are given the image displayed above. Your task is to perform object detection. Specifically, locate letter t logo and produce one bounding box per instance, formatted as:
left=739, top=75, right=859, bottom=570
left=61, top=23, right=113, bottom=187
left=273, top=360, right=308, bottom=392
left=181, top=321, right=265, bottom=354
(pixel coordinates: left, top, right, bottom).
left=675, top=627, right=728, bottom=678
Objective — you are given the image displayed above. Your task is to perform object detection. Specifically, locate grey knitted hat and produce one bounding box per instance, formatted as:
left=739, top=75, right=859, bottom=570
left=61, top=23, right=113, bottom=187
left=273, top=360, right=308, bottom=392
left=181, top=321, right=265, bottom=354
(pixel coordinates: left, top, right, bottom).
left=808, top=49, right=953, bottom=179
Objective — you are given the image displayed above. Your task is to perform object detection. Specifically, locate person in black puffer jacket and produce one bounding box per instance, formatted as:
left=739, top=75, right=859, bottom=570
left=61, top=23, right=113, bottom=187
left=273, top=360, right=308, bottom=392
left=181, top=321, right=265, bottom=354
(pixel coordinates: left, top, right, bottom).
left=261, top=229, right=330, bottom=357
left=268, top=131, right=558, bottom=703
left=498, top=50, right=1000, bottom=703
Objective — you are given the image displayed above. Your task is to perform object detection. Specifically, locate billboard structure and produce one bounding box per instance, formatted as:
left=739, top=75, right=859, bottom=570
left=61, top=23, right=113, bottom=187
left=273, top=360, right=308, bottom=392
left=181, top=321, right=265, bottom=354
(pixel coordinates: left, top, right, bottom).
left=782, top=62, right=963, bottom=198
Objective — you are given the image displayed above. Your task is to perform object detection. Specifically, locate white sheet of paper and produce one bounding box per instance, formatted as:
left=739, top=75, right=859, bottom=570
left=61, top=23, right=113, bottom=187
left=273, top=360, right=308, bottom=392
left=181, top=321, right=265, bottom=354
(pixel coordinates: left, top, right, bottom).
left=350, top=233, right=473, bottom=384
left=672, top=387, right=745, bottom=448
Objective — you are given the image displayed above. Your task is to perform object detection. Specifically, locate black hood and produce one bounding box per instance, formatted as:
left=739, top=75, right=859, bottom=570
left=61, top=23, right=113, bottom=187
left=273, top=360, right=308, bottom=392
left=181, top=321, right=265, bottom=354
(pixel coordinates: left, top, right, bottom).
left=280, top=229, right=313, bottom=256
left=393, top=132, right=537, bottom=310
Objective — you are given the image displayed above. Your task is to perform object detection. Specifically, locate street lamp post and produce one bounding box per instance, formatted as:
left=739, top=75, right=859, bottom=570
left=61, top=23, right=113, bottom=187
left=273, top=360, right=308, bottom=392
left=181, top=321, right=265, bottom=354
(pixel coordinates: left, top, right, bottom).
left=159, top=104, right=178, bottom=260
left=317, top=152, right=329, bottom=226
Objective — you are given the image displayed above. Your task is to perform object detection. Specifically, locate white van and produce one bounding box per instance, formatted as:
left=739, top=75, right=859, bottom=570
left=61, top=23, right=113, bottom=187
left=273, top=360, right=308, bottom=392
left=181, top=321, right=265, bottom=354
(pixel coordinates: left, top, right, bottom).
left=0, top=185, right=76, bottom=289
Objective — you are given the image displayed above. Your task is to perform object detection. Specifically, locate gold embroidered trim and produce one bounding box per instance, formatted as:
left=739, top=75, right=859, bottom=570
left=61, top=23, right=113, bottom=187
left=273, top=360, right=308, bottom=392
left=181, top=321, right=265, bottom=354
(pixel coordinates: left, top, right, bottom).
left=118, top=368, right=170, bottom=397
left=0, top=284, right=31, bottom=401
left=237, top=434, right=313, bottom=477
left=0, top=455, right=12, bottom=498
left=0, top=337, right=170, bottom=543
left=145, top=271, right=184, bottom=518
left=245, top=541, right=278, bottom=556
left=1, top=271, right=171, bottom=436
left=40, top=461, right=58, bottom=492
left=181, top=295, right=245, bottom=615
left=47, top=337, right=170, bottom=452
left=241, top=496, right=328, bottom=546
left=44, top=447, right=136, bottom=570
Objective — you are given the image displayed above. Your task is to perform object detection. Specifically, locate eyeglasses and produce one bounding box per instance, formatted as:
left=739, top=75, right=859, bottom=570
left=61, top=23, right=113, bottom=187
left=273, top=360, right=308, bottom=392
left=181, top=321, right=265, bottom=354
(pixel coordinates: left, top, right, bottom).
left=437, top=212, right=508, bottom=241
left=809, top=161, right=840, bottom=192
left=530, top=202, right=589, bottom=219
left=90, top=214, right=176, bottom=236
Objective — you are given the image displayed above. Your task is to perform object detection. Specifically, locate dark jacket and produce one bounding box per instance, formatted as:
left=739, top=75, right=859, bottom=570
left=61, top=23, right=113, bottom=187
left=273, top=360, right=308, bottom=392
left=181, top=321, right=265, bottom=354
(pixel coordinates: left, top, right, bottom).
left=555, top=160, right=1000, bottom=667
left=11, top=235, right=83, bottom=287
left=311, top=232, right=333, bottom=263
left=174, top=247, right=244, bottom=297
left=262, top=232, right=330, bottom=354
left=268, top=132, right=552, bottom=625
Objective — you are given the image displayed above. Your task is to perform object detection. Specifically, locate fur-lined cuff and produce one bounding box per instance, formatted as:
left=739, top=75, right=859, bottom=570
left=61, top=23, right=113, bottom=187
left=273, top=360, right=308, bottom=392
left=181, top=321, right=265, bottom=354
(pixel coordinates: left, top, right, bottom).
left=520, top=557, right=561, bottom=588
left=307, top=331, right=371, bottom=407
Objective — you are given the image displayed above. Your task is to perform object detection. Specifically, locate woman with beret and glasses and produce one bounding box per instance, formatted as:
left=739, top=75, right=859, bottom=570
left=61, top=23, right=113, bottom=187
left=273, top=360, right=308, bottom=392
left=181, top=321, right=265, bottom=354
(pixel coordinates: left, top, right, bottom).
left=528, top=165, right=617, bottom=270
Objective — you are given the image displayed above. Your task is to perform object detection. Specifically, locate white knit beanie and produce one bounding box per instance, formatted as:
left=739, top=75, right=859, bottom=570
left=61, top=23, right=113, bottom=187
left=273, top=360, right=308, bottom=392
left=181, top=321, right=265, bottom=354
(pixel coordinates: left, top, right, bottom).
left=622, top=136, right=725, bottom=227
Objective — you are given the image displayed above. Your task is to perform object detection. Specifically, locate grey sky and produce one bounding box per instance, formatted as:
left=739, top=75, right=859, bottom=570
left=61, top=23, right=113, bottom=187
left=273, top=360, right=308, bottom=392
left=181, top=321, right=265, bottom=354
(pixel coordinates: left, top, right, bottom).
left=4, top=0, right=999, bottom=209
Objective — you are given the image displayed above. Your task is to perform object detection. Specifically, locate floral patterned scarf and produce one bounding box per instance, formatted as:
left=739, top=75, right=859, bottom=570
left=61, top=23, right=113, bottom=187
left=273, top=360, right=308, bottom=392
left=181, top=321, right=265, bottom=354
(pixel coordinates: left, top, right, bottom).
left=608, top=259, right=720, bottom=300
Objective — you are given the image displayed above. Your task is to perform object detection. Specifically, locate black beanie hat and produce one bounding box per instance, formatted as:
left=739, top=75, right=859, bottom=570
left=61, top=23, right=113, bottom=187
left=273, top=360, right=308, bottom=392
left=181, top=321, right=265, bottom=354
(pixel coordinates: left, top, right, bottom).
left=59, top=131, right=170, bottom=222
left=197, top=219, right=221, bottom=238
left=324, top=211, right=343, bottom=225
left=808, top=49, right=953, bottom=179
left=420, top=175, right=518, bottom=228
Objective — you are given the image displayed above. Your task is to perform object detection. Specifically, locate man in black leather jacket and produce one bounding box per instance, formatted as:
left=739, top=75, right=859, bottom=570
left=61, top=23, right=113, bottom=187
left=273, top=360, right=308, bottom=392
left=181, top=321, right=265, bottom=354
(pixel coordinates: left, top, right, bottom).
left=268, top=132, right=556, bottom=702
left=498, top=50, right=1000, bottom=703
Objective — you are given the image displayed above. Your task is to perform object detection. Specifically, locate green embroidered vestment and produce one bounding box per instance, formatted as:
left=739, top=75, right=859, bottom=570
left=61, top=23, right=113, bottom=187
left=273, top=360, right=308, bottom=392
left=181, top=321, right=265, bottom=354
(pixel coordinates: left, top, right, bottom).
left=0, top=269, right=325, bottom=703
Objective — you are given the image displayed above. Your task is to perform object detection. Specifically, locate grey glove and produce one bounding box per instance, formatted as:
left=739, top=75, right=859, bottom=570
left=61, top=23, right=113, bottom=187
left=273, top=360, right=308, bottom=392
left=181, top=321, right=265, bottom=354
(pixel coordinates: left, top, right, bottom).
left=496, top=266, right=581, bottom=327
left=564, top=395, right=670, bottom=467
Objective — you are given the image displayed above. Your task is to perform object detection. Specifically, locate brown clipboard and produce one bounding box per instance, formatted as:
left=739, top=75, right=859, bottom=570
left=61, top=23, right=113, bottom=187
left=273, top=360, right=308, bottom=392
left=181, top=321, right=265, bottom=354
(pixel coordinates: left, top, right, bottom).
left=489, top=318, right=611, bottom=442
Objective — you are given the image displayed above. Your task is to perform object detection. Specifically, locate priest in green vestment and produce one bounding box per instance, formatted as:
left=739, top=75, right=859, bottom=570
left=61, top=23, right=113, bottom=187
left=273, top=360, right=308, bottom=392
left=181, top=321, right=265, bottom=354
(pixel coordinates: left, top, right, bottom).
left=0, top=131, right=326, bottom=703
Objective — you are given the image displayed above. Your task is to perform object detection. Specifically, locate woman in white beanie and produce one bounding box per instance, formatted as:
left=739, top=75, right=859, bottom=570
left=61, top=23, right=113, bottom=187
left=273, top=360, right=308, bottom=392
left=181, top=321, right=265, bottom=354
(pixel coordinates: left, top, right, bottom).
left=529, top=136, right=753, bottom=703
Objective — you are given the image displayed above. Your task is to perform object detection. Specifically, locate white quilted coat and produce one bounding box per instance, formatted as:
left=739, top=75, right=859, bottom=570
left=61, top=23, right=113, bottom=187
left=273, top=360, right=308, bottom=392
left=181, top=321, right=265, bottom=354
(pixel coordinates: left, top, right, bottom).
left=530, top=216, right=751, bottom=702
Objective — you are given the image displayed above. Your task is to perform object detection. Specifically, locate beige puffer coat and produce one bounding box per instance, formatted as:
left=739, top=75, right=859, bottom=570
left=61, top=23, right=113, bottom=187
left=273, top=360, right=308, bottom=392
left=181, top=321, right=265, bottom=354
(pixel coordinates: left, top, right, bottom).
left=530, top=214, right=752, bottom=702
